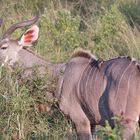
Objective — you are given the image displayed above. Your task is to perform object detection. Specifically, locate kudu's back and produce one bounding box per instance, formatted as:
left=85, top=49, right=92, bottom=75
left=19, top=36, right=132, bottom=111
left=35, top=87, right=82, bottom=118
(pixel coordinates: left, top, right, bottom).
left=59, top=49, right=140, bottom=140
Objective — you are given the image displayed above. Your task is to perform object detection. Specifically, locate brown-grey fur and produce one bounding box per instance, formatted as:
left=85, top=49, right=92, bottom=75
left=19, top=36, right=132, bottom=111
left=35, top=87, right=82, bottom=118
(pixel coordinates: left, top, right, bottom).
left=58, top=49, right=140, bottom=140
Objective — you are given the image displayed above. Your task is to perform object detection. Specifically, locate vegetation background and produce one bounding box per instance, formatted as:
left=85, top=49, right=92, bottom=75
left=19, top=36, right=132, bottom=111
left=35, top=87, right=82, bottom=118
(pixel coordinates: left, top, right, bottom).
left=0, top=0, right=140, bottom=139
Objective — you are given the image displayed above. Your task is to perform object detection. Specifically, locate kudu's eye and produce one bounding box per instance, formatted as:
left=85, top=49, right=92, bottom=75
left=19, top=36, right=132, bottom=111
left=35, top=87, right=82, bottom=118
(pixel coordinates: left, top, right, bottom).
left=1, top=46, right=7, bottom=50
left=1, top=44, right=8, bottom=50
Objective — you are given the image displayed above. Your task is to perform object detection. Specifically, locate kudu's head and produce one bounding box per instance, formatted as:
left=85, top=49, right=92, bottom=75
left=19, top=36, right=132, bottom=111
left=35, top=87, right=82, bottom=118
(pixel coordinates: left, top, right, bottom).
left=0, top=13, right=39, bottom=65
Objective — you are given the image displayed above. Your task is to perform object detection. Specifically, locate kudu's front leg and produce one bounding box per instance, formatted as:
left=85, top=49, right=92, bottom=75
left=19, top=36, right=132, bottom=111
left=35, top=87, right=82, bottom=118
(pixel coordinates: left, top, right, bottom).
left=72, top=109, right=92, bottom=140
left=60, top=101, right=92, bottom=140
left=91, top=124, right=96, bottom=139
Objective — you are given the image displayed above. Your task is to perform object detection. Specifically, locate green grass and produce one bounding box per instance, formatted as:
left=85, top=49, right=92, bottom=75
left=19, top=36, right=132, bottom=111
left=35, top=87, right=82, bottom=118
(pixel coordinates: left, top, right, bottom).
left=0, top=0, right=140, bottom=139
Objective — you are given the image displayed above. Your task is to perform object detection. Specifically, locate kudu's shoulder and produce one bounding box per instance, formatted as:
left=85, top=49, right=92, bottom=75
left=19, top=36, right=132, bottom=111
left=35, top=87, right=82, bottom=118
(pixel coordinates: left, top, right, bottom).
left=67, top=48, right=104, bottom=70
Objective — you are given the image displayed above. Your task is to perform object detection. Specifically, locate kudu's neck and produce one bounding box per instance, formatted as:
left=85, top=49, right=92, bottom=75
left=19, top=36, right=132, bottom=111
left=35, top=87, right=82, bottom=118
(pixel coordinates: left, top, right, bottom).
left=18, top=48, right=65, bottom=78
left=18, top=48, right=51, bottom=67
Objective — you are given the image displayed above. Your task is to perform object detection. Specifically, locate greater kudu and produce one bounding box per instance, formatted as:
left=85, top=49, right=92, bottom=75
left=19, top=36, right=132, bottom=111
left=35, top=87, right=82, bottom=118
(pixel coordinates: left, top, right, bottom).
left=58, top=48, right=140, bottom=140
left=1, top=13, right=139, bottom=140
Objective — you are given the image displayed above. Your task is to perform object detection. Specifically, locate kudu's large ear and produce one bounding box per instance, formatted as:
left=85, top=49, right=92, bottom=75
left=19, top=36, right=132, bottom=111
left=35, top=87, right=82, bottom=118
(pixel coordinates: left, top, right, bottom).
left=19, top=25, right=39, bottom=47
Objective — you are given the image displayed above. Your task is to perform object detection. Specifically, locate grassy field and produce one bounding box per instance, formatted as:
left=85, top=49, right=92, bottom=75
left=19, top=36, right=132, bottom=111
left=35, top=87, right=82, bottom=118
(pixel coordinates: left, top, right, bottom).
left=0, top=0, right=140, bottom=139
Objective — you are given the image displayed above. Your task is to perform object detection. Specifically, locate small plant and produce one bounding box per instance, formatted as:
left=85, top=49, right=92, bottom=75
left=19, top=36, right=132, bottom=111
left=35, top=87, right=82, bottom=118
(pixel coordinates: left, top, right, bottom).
left=96, top=117, right=123, bottom=140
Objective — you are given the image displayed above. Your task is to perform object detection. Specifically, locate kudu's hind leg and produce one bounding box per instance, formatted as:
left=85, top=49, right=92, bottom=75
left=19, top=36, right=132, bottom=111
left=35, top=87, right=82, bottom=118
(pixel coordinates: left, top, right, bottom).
left=121, top=120, right=137, bottom=140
